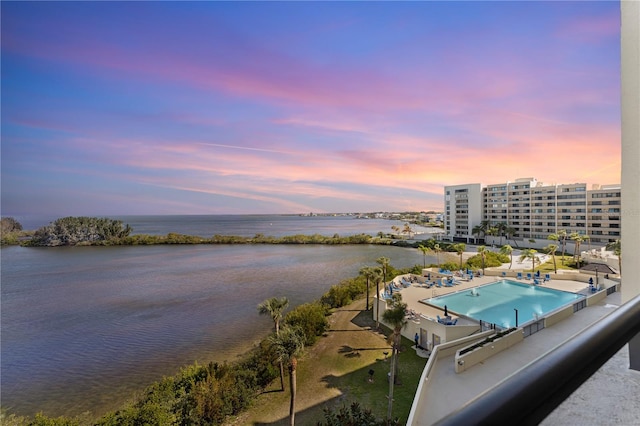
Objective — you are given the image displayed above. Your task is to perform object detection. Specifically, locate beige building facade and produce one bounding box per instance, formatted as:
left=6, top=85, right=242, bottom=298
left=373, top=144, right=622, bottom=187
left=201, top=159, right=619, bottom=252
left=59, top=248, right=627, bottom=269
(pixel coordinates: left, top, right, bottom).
left=444, top=178, right=621, bottom=246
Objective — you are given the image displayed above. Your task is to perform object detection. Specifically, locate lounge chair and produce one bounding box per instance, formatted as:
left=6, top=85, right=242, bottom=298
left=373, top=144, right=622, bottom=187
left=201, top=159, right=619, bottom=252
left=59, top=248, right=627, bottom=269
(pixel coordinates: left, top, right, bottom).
left=544, top=273, right=550, bottom=282
left=501, top=271, right=507, bottom=278
left=437, top=315, right=442, bottom=323
left=517, top=272, right=523, bottom=280
left=526, top=273, right=532, bottom=280
left=533, top=278, right=540, bottom=285
left=452, top=318, right=458, bottom=325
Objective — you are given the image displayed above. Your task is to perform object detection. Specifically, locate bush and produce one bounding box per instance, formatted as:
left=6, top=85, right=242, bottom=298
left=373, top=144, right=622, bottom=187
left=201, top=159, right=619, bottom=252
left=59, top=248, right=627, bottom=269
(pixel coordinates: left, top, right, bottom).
left=318, top=401, right=386, bottom=425
left=284, top=302, right=329, bottom=345
left=28, top=217, right=132, bottom=246
left=466, top=251, right=509, bottom=269
left=321, top=277, right=366, bottom=308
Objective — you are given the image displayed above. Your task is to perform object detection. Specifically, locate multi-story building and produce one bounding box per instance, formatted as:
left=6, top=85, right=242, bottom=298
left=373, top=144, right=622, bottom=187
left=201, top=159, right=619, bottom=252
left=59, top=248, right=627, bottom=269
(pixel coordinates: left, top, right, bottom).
left=443, top=183, right=482, bottom=242
left=587, top=184, right=621, bottom=244
left=444, top=178, right=621, bottom=245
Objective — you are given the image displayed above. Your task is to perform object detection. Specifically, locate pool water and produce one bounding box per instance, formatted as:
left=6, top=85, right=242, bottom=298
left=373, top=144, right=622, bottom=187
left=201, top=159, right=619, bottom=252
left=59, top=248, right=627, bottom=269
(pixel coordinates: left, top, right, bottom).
left=425, top=280, right=585, bottom=328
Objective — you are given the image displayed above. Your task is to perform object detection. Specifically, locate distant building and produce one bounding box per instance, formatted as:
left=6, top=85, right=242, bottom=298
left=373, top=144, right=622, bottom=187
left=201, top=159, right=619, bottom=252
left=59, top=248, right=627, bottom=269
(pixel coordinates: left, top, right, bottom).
left=443, top=183, right=482, bottom=243
left=443, top=178, right=621, bottom=245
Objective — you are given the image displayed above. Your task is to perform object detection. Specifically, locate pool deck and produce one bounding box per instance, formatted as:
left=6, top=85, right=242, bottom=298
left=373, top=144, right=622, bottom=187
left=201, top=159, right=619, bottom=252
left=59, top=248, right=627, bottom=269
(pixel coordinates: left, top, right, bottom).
left=395, top=272, right=591, bottom=327
left=393, top=275, right=640, bottom=425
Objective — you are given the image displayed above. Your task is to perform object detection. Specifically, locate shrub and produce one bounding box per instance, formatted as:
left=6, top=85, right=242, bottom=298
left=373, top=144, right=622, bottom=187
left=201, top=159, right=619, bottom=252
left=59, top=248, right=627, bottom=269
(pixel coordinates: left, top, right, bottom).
left=321, top=277, right=366, bottom=308
left=28, top=217, right=132, bottom=246
left=284, top=302, right=329, bottom=345
left=466, top=251, right=509, bottom=269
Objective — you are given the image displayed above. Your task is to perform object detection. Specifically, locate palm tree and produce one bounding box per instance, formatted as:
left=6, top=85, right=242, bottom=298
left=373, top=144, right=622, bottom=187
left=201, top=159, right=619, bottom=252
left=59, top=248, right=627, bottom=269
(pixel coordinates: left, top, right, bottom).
left=376, top=256, right=390, bottom=289
left=417, top=244, right=432, bottom=268
left=403, top=223, right=413, bottom=239
left=557, top=229, right=568, bottom=264
left=269, top=326, right=305, bottom=426
left=382, top=294, right=408, bottom=423
left=372, top=266, right=383, bottom=329
left=472, top=225, right=483, bottom=244
left=433, top=244, right=442, bottom=269
left=544, top=244, right=558, bottom=274
left=497, top=222, right=508, bottom=246
left=359, top=266, right=376, bottom=311
left=486, top=227, right=498, bottom=247
left=500, top=244, right=514, bottom=269
left=519, top=248, right=538, bottom=273
left=453, top=243, right=466, bottom=270
left=504, top=225, right=516, bottom=243
left=607, top=239, right=622, bottom=275
left=258, top=296, right=290, bottom=390
left=570, top=232, right=586, bottom=268
left=390, top=225, right=400, bottom=237
left=477, top=246, right=488, bottom=275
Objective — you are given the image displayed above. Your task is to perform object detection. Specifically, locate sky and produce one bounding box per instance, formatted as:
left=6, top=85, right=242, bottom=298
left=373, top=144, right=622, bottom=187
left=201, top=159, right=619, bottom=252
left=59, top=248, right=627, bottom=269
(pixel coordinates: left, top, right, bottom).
left=1, top=1, right=621, bottom=216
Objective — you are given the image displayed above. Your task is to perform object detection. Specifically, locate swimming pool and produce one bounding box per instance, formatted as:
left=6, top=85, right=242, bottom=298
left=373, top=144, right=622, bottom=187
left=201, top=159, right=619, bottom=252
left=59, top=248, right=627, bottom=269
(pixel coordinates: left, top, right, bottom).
left=425, top=280, right=585, bottom=328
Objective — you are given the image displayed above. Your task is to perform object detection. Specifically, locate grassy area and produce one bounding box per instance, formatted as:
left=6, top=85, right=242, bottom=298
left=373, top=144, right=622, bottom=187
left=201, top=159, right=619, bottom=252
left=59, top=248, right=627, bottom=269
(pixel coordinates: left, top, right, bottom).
left=535, top=255, right=579, bottom=273
left=228, top=300, right=427, bottom=425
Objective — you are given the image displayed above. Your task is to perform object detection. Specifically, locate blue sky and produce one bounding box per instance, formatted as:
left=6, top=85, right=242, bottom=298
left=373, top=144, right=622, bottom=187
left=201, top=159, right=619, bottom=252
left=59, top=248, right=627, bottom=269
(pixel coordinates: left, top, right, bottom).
left=1, top=1, right=621, bottom=216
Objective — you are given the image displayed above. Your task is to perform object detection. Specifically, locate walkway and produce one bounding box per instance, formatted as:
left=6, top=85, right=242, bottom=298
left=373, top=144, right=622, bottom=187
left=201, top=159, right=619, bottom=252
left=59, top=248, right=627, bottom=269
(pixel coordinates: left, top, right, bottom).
left=410, top=290, right=640, bottom=425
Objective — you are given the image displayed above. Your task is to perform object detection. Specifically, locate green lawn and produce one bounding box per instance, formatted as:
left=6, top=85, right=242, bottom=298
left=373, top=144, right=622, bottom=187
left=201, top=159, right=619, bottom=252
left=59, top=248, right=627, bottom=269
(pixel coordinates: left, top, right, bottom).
left=233, top=304, right=427, bottom=425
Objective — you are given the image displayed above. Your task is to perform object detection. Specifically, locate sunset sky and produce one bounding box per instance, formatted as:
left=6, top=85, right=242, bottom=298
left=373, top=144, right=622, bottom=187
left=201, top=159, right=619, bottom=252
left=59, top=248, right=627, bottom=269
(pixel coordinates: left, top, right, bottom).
left=1, top=1, right=621, bottom=216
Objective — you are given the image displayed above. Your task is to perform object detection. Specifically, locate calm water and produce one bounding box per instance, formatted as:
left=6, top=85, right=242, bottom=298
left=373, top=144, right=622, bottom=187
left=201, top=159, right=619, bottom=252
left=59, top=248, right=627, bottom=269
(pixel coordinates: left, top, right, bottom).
left=427, top=280, right=584, bottom=327
left=14, top=214, right=438, bottom=238
left=1, top=215, right=439, bottom=418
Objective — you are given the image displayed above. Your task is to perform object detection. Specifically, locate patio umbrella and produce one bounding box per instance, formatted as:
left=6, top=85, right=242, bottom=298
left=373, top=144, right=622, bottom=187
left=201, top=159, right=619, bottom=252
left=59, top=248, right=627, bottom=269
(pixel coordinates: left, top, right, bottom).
left=444, top=305, right=448, bottom=317
left=579, top=263, right=616, bottom=286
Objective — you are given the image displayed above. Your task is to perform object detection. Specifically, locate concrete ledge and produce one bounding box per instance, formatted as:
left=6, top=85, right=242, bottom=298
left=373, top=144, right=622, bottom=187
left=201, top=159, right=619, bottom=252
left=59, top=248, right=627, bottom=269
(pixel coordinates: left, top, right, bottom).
left=454, top=328, right=524, bottom=373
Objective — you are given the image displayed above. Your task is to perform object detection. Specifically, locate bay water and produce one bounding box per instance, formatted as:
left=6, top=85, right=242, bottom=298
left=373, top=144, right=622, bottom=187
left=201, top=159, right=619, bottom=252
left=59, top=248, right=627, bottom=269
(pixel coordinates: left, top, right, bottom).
left=0, top=215, right=440, bottom=418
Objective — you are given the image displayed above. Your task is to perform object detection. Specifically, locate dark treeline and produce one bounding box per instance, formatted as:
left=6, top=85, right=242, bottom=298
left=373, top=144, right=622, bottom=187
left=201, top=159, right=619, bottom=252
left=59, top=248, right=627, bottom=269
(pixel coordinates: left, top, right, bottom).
left=6, top=216, right=404, bottom=247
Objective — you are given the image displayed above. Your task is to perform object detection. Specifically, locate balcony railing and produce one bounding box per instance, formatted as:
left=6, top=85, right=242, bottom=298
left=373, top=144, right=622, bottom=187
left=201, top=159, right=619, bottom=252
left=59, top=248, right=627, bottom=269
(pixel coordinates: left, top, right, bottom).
left=434, top=293, right=640, bottom=426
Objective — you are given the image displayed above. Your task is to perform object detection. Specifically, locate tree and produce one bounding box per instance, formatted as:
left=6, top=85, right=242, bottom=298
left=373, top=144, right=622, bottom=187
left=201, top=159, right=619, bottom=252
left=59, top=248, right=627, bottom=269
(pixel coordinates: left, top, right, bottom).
left=477, top=246, right=488, bottom=275
left=504, top=226, right=516, bottom=244
left=452, top=243, right=466, bottom=270
left=607, top=239, right=622, bottom=275
left=417, top=244, right=432, bottom=268
left=544, top=244, right=558, bottom=274
left=486, top=227, right=498, bottom=246
left=402, top=223, right=413, bottom=239
left=359, top=266, right=377, bottom=311
left=496, top=222, right=508, bottom=246
left=519, top=249, right=538, bottom=273
left=500, top=245, right=514, bottom=269
left=471, top=225, right=483, bottom=244
left=382, top=294, right=408, bottom=423
left=480, top=220, right=491, bottom=235
left=376, top=257, right=390, bottom=287
left=557, top=229, right=568, bottom=264
left=258, top=297, right=290, bottom=391
left=372, top=267, right=383, bottom=329
left=29, top=217, right=132, bottom=246
left=433, top=244, right=442, bottom=269
left=390, top=225, right=400, bottom=237
left=1, top=217, right=23, bottom=234
left=570, top=232, right=586, bottom=268
left=269, top=326, right=305, bottom=426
